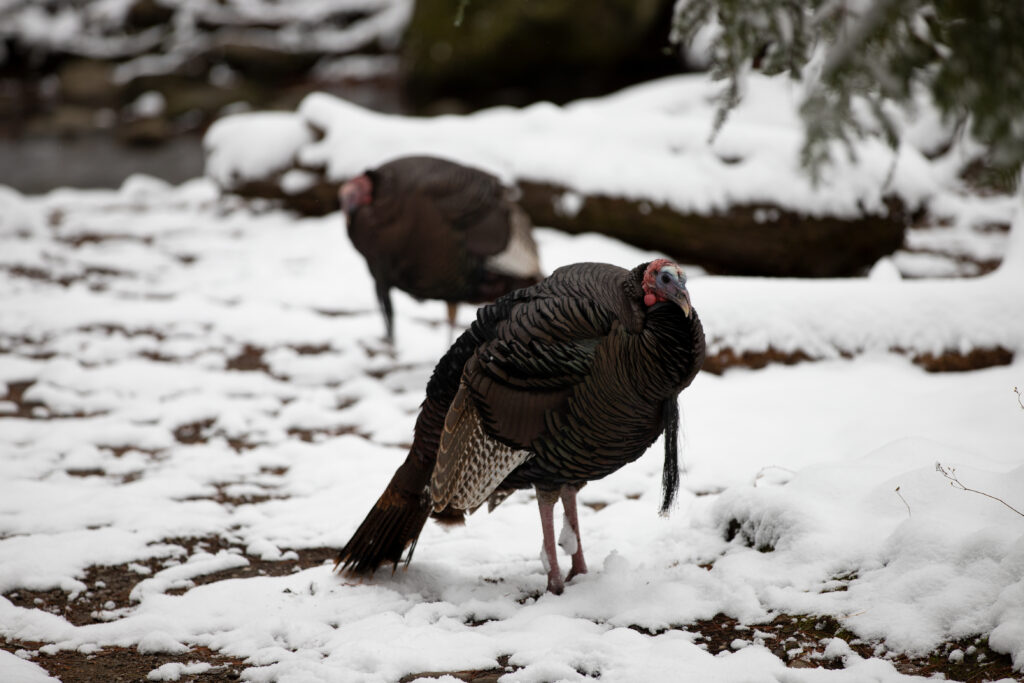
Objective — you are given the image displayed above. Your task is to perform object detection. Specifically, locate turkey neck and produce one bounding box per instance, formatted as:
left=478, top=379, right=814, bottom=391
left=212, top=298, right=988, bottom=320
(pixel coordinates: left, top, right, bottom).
left=623, top=261, right=705, bottom=396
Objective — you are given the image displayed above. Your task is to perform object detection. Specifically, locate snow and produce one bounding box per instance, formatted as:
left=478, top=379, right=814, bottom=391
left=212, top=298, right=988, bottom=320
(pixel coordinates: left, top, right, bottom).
left=0, top=0, right=412, bottom=67
left=0, top=649, right=58, bottom=682
left=204, top=72, right=988, bottom=225
left=205, top=113, right=316, bottom=185
left=5, top=86, right=1024, bottom=680
left=147, top=660, right=213, bottom=681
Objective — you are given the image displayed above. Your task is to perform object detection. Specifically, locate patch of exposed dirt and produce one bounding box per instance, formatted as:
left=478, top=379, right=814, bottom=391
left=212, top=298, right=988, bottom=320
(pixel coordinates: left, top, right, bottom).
left=2, top=537, right=337, bottom=631
left=179, top=482, right=286, bottom=508
left=1, top=264, right=125, bottom=289
left=0, top=379, right=107, bottom=419
left=286, top=424, right=362, bottom=442
left=225, top=344, right=270, bottom=373
left=622, top=613, right=1022, bottom=681
left=0, top=641, right=247, bottom=683
left=57, top=232, right=155, bottom=248
left=913, top=346, right=1014, bottom=372
left=703, top=345, right=1015, bottom=375
left=173, top=418, right=217, bottom=444
left=290, top=343, right=333, bottom=355
left=703, top=347, right=818, bottom=375
left=0, top=380, right=45, bottom=418
left=4, top=555, right=173, bottom=627
left=77, top=323, right=169, bottom=340
left=170, top=419, right=263, bottom=452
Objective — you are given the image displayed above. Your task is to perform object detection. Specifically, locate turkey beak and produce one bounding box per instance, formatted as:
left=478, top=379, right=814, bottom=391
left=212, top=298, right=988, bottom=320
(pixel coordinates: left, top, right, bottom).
left=671, top=287, right=693, bottom=318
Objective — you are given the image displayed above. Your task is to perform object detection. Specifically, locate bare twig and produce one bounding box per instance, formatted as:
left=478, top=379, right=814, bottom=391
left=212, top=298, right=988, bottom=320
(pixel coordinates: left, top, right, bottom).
left=935, top=463, right=1024, bottom=518
left=1014, top=386, right=1023, bottom=410
left=894, top=486, right=911, bottom=518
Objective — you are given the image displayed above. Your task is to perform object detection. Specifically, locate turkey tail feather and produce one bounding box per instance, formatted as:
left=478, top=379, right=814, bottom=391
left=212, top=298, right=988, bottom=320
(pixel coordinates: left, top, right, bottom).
left=335, top=484, right=431, bottom=575
left=660, top=398, right=680, bottom=516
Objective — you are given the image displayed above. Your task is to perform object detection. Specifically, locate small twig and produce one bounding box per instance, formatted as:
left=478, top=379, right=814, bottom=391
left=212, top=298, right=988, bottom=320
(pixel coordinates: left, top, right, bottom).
left=894, top=486, right=911, bottom=518
left=1014, top=386, right=1023, bottom=410
left=935, top=463, right=1024, bottom=518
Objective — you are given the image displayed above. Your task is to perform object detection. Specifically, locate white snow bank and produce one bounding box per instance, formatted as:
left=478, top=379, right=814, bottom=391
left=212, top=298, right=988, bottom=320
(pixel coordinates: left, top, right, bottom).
left=0, top=0, right=413, bottom=66
left=0, top=178, right=1022, bottom=681
left=0, top=650, right=58, bottom=682
left=205, top=113, right=315, bottom=185
left=207, top=73, right=957, bottom=219
left=709, top=441, right=1024, bottom=661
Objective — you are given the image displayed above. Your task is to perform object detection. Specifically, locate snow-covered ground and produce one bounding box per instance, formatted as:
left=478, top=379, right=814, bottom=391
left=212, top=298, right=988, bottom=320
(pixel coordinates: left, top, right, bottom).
left=0, top=174, right=1022, bottom=682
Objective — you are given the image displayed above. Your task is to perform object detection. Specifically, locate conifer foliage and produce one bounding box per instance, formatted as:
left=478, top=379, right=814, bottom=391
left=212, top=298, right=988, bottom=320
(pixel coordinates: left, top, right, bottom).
left=672, top=0, right=1024, bottom=186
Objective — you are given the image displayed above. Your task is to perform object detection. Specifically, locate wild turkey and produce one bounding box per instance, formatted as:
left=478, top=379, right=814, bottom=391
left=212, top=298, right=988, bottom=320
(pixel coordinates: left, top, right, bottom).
left=339, top=155, right=543, bottom=343
left=336, top=259, right=705, bottom=594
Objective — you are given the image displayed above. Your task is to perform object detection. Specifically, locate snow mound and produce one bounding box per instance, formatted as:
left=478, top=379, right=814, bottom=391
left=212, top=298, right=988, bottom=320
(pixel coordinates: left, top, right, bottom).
left=207, top=73, right=953, bottom=219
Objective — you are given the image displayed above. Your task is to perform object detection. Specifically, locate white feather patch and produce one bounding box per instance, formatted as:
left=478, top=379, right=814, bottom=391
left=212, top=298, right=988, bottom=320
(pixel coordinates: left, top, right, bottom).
left=485, top=205, right=541, bottom=278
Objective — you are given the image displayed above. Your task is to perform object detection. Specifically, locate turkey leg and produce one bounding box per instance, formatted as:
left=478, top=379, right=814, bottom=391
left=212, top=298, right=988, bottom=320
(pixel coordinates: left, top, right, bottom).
left=375, top=279, right=395, bottom=344
left=535, top=486, right=564, bottom=594
left=446, top=301, right=458, bottom=344
left=559, top=484, right=588, bottom=581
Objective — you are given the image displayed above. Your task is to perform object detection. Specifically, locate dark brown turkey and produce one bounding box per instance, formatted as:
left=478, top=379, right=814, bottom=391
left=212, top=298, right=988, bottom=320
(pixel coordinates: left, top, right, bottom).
left=339, top=155, right=543, bottom=343
left=336, top=259, right=705, bottom=594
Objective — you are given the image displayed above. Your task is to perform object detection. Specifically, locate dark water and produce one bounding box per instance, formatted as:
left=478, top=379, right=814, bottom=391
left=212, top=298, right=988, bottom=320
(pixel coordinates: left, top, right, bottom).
left=0, top=135, right=206, bottom=194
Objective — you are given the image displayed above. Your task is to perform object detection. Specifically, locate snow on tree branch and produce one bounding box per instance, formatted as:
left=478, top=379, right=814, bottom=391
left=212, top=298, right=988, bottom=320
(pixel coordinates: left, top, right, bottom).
left=672, top=0, right=1024, bottom=187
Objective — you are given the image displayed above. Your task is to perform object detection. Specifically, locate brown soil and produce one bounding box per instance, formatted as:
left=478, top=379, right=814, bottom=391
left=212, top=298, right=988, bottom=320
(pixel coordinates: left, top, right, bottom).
left=678, top=613, right=1023, bottom=682
left=2, top=540, right=339, bottom=682
left=4, top=530, right=1021, bottom=682
left=0, top=642, right=247, bottom=683
left=701, top=345, right=1014, bottom=375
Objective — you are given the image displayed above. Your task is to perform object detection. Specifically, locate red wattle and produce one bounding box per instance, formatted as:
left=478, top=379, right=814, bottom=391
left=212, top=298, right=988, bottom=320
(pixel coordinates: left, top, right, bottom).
left=644, top=293, right=657, bottom=307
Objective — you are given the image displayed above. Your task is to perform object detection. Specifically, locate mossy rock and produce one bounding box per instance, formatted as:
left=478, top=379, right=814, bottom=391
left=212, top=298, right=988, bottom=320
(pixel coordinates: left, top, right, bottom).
left=402, top=0, right=679, bottom=108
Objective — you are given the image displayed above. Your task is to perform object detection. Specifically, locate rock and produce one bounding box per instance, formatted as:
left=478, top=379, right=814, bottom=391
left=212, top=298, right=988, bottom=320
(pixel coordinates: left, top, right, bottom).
left=401, top=0, right=680, bottom=108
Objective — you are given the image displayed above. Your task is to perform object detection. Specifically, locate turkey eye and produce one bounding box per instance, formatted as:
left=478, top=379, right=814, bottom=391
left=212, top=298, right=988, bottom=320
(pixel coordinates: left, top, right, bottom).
left=660, top=273, right=671, bottom=284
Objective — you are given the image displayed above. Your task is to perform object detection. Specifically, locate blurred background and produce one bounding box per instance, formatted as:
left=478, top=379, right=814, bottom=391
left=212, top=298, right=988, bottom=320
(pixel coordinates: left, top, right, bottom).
left=0, top=0, right=694, bottom=192
left=1, top=0, right=1019, bottom=281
